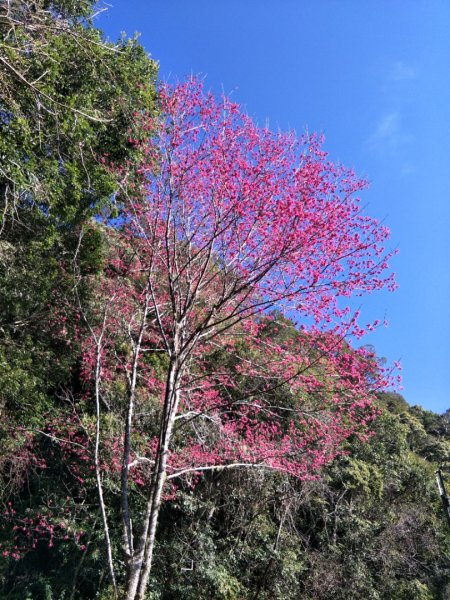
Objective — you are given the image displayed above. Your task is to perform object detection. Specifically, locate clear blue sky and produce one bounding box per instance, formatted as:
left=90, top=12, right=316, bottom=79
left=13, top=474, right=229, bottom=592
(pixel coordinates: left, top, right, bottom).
left=97, top=1, right=450, bottom=413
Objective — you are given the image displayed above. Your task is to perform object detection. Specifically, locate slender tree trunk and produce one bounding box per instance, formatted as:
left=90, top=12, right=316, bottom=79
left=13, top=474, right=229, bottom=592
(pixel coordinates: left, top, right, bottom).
left=94, top=339, right=117, bottom=596
left=121, top=297, right=150, bottom=562
left=125, top=357, right=181, bottom=600
left=135, top=391, right=179, bottom=599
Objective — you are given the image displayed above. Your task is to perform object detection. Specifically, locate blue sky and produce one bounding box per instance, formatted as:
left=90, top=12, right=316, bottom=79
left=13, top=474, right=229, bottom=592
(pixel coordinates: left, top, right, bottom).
left=97, top=1, right=450, bottom=413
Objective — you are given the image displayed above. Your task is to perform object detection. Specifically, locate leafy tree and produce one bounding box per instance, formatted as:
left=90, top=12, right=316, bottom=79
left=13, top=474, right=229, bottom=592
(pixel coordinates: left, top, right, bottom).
left=0, top=3, right=157, bottom=596
left=0, top=0, right=157, bottom=405
left=0, top=0, right=157, bottom=226
left=0, top=0, right=157, bottom=428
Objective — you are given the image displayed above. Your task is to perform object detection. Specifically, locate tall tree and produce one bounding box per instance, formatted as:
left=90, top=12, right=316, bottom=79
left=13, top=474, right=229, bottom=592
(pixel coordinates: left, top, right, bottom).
left=80, top=78, right=396, bottom=599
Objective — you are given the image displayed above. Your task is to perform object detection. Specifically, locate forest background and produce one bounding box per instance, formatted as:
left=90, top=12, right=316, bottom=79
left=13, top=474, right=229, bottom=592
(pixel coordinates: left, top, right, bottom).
left=1, top=2, right=449, bottom=599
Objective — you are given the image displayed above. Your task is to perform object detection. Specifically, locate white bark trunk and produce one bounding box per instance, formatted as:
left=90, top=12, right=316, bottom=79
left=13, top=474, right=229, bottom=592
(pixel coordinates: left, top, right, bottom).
left=125, top=357, right=181, bottom=600
left=94, top=339, right=117, bottom=596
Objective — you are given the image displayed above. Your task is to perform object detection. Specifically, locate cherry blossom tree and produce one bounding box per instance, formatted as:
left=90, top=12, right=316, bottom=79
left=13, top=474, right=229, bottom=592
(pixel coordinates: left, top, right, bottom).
left=82, top=78, right=395, bottom=599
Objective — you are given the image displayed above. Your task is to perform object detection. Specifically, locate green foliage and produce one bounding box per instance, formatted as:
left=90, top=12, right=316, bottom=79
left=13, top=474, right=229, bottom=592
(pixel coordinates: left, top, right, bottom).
left=1, top=0, right=157, bottom=226
left=0, top=5, right=157, bottom=597
left=143, top=397, right=450, bottom=600
left=0, top=0, right=157, bottom=427
left=0, top=0, right=157, bottom=419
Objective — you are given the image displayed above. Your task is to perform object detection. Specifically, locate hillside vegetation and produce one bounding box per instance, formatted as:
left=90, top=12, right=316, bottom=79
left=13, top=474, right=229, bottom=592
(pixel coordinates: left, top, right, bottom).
left=1, top=3, right=449, bottom=599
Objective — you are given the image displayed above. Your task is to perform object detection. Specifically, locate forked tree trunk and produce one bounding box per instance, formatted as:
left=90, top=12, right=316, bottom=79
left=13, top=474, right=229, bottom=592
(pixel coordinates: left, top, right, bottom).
left=125, top=358, right=181, bottom=600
